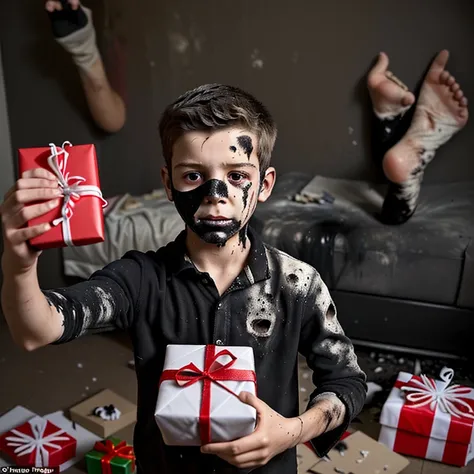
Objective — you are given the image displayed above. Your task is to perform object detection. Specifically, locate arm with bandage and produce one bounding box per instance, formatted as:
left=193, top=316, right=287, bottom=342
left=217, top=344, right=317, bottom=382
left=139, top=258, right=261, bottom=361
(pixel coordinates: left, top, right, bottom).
left=45, top=0, right=126, bottom=133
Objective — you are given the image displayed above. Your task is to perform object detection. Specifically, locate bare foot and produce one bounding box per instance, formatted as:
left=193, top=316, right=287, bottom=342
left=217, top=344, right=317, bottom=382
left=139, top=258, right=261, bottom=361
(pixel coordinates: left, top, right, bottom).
left=383, top=50, right=469, bottom=185
left=368, top=52, right=416, bottom=120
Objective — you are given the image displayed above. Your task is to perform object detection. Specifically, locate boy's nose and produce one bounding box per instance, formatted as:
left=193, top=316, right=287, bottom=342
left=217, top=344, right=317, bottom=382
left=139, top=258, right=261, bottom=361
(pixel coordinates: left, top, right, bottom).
left=204, top=194, right=226, bottom=205
left=202, top=179, right=228, bottom=203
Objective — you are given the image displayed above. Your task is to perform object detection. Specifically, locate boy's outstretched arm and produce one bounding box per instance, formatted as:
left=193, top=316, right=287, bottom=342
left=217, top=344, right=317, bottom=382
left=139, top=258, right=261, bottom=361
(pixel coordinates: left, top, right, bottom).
left=298, top=275, right=367, bottom=456
left=45, top=0, right=126, bottom=133
left=1, top=168, right=139, bottom=350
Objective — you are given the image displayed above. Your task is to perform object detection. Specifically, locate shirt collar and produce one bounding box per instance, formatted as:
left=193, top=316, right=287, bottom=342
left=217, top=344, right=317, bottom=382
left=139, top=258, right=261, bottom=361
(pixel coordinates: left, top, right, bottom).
left=167, top=226, right=269, bottom=283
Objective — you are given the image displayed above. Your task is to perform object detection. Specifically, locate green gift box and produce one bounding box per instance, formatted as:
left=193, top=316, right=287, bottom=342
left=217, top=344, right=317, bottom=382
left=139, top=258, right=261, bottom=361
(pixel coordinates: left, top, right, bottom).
left=85, top=437, right=135, bottom=474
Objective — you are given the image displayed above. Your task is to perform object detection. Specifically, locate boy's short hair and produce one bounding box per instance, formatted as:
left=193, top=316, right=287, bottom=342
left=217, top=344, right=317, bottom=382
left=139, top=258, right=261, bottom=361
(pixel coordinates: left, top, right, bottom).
left=159, top=84, right=277, bottom=174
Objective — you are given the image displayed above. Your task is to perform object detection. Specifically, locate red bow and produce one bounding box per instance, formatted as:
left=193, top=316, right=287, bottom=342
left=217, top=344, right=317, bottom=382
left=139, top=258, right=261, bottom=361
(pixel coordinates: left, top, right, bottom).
left=159, top=345, right=256, bottom=444
left=93, top=439, right=135, bottom=474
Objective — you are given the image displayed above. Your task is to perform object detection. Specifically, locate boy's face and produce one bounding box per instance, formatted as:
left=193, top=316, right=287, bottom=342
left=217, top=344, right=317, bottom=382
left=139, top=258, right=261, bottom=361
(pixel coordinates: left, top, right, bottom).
left=162, top=127, right=275, bottom=246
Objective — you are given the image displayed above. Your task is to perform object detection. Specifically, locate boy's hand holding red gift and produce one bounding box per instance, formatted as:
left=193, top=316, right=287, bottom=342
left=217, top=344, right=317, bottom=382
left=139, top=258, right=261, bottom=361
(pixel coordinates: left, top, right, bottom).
left=0, top=168, right=61, bottom=274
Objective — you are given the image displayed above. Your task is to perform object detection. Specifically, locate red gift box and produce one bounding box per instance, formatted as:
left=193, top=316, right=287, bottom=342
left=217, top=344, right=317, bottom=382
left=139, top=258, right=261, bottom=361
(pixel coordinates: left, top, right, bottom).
left=18, top=141, right=107, bottom=249
left=0, top=416, right=77, bottom=467
left=379, top=368, right=474, bottom=466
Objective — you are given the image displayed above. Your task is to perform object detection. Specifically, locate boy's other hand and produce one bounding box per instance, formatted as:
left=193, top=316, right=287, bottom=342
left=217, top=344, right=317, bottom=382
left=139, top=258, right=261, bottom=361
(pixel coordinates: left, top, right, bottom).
left=0, top=169, right=62, bottom=274
left=200, top=391, right=302, bottom=469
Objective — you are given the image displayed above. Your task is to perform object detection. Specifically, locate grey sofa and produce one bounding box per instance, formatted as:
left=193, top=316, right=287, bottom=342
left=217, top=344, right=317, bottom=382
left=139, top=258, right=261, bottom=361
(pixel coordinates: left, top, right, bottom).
left=251, top=172, right=474, bottom=358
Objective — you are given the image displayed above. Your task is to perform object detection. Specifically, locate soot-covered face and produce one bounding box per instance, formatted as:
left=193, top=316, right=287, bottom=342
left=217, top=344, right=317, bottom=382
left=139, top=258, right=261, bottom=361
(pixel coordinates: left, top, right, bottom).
left=162, top=128, right=274, bottom=246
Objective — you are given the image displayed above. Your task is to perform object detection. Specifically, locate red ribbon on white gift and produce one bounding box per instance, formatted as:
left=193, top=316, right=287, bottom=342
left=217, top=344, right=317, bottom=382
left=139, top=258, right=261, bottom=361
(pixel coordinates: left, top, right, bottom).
left=47, top=141, right=107, bottom=246
left=159, top=345, right=257, bottom=444
left=5, top=417, right=71, bottom=466
left=400, top=367, right=474, bottom=419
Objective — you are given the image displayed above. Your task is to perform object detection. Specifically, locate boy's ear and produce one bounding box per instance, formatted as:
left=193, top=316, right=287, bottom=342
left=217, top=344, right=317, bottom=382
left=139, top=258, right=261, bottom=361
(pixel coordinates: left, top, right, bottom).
left=161, top=166, right=174, bottom=201
left=257, top=167, right=276, bottom=203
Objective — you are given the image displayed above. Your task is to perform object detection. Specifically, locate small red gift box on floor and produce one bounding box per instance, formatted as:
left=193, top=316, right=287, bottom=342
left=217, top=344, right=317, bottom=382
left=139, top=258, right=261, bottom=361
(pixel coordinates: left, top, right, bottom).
left=0, top=415, right=77, bottom=467
left=18, top=141, right=107, bottom=249
left=379, top=367, right=474, bottom=466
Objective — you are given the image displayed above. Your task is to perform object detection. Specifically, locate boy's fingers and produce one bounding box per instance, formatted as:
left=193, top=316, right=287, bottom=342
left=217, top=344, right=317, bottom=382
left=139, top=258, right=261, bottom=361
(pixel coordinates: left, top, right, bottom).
left=201, top=431, right=262, bottom=456
left=239, top=392, right=268, bottom=421
left=16, top=178, right=60, bottom=191
left=22, top=168, right=58, bottom=181
left=231, top=449, right=267, bottom=468
left=13, top=188, right=62, bottom=205
left=9, top=199, right=60, bottom=229
left=8, top=223, right=51, bottom=244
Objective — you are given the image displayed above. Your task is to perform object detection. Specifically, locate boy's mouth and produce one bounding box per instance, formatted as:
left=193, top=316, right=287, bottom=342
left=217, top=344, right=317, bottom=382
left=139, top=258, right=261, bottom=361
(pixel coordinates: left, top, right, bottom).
left=196, top=216, right=233, bottom=226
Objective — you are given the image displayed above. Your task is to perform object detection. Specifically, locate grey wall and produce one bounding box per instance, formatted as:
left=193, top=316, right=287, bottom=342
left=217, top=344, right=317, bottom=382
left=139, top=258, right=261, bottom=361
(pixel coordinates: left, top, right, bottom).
left=0, top=45, right=13, bottom=197
left=1, top=0, right=473, bottom=289
left=0, top=43, right=14, bottom=300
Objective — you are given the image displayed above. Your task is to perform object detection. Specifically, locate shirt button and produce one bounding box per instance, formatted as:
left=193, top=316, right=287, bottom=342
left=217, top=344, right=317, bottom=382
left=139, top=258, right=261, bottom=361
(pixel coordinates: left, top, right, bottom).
left=215, top=339, right=223, bottom=345
left=202, top=278, right=209, bottom=284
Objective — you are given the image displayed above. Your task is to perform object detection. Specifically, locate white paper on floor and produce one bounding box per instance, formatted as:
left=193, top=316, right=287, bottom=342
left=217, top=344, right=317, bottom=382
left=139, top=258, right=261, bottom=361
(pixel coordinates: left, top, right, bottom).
left=0, top=405, right=102, bottom=471
left=364, top=381, right=383, bottom=405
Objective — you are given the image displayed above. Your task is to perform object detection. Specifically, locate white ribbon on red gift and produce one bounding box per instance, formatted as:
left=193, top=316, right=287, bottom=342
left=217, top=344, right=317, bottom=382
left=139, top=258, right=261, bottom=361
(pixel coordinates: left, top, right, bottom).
left=400, top=367, right=474, bottom=419
left=47, top=141, right=107, bottom=246
left=5, top=417, right=71, bottom=466
left=379, top=368, right=474, bottom=466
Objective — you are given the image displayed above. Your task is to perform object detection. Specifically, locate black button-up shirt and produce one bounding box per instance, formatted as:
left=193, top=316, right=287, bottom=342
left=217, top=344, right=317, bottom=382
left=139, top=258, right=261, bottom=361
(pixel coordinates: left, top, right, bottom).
left=46, top=227, right=366, bottom=474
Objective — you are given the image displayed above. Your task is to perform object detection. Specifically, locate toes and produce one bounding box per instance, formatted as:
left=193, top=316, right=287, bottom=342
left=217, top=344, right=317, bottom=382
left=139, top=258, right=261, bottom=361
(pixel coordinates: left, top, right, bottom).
left=454, top=89, right=464, bottom=100
left=451, top=83, right=460, bottom=93
left=45, top=1, right=61, bottom=11
left=369, top=52, right=389, bottom=82
left=401, top=92, right=415, bottom=107
left=386, top=71, right=409, bottom=90
left=374, top=52, right=389, bottom=73
left=433, top=50, right=450, bottom=69
left=446, top=75, right=456, bottom=86
left=460, top=97, right=468, bottom=107
left=440, top=71, right=450, bottom=83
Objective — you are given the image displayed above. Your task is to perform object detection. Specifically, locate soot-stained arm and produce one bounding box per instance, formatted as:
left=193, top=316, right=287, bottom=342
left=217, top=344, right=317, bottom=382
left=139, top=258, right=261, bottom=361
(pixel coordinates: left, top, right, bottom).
left=298, top=274, right=367, bottom=457
left=44, top=254, right=143, bottom=344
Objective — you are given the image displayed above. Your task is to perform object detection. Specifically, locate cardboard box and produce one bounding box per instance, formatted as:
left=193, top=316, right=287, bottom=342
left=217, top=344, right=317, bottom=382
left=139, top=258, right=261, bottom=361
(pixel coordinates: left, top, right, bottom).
left=69, top=389, right=136, bottom=438
left=311, top=431, right=409, bottom=474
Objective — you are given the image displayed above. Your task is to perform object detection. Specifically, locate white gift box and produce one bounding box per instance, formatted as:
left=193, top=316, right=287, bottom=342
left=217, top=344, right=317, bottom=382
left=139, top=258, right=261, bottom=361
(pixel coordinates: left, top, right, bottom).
left=155, top=344, right=257, bottom=446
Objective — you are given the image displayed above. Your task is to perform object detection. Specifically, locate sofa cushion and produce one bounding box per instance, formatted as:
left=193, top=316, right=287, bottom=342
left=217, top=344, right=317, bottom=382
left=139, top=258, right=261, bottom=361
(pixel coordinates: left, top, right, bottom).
left=252, top=173, right=474, bottom=309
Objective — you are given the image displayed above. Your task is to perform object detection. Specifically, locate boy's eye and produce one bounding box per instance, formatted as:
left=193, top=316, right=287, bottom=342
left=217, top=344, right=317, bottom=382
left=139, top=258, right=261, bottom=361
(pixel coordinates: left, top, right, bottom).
left=229, top=172, right=246, bottom=182
left=184, top=172, right=201, bottom=182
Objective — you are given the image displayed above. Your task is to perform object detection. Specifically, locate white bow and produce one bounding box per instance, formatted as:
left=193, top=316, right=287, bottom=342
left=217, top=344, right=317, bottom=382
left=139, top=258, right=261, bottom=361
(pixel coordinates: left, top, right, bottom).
left=401, top=367, right=474, bottom=419
left=47, top=141, right=107, bottom=246
left=5, top=417, right=72, bottom=466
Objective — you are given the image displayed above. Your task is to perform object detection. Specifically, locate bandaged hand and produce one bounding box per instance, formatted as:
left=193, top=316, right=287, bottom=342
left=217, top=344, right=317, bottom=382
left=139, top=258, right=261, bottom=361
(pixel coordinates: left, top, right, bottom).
left=45, top=0, right=99, bottom=71
left=200, top=391, right=302, bottom=470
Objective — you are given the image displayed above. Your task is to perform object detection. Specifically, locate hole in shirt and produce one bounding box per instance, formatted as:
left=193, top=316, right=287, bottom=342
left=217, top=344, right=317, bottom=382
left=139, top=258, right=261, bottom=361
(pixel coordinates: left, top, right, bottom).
left=251, top=318, right=272, bottom=335
left=327, top=303, right=336, bottom=319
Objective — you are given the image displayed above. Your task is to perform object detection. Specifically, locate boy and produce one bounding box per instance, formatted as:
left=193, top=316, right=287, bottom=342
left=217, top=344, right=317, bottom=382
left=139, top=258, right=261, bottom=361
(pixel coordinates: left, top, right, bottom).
left=0, top=84, right=367, bottom=473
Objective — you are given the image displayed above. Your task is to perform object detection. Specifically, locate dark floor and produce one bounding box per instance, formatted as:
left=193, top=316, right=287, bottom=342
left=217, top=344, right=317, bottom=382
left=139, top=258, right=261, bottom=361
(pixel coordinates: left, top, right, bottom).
left=0, top=324, right=473, bottom=473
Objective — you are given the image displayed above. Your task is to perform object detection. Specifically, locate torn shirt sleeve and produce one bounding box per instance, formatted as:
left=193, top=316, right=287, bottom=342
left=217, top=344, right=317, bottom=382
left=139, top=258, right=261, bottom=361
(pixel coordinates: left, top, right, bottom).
left=44, top=251, right=145, bottom=344
left=298, top=272, right=367, bottom=457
